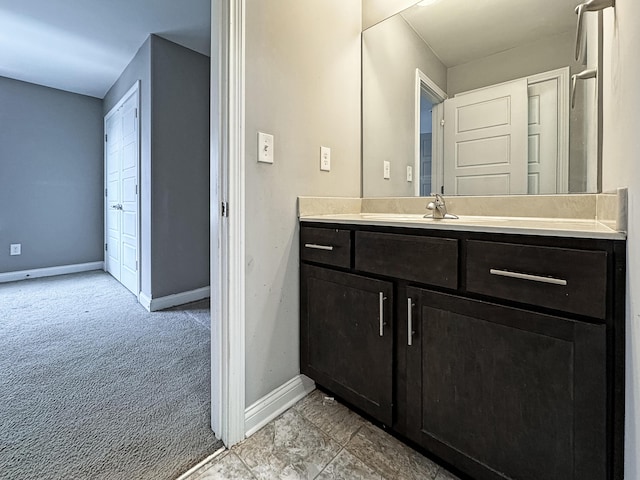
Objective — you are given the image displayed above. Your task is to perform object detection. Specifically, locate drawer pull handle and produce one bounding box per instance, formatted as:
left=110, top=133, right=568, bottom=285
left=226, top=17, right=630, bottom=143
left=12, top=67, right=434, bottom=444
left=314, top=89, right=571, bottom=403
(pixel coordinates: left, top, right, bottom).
left=379, top=292, right=386, bottom=337
left=407, top=298, right=413, bottom=346
left=304, top=243, right=334, bottom=251
left=489, top=269, right=568, bottom=286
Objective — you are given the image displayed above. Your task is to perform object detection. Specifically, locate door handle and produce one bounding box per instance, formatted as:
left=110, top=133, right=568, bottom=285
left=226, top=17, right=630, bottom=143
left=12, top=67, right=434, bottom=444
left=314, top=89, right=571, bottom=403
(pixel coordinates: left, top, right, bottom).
left=304, top=243, right=334, bottom=251
left=407, top=298, right=414, bottom=346
left=490, top=268, right=568, bottom=286
left=111, top=204, right=123, bottom=210
left=379, top=292, right=387, bottom=337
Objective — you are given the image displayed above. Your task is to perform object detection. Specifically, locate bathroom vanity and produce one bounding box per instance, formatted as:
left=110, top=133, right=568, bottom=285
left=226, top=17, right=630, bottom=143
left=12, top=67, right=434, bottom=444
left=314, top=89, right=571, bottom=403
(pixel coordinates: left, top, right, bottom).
left=299, top=211, right=625, bottom=480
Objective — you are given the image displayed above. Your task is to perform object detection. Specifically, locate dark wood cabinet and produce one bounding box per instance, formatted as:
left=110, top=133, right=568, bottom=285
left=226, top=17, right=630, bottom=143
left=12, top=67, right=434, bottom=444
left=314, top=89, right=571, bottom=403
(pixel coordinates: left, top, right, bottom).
left=299, top=223, right=625, bottom=480
left=405, top=288, right=607, bottom=480
left=300, top=264, right=394, bottom=425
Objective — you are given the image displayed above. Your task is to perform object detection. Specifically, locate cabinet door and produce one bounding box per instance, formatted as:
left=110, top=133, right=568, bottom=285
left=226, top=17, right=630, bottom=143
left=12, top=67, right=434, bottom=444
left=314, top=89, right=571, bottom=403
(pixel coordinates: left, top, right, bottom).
left=301, top=264, right=393, bottom=425
left=405, top=288, right=607, bottom=480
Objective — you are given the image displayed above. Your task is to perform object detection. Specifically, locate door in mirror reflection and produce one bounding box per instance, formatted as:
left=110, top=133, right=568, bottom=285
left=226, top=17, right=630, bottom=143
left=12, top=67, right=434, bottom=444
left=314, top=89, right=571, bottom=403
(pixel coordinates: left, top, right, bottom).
left=443, top=78, right=528, bottom=196
left=425, top=68, right=574, bottom=196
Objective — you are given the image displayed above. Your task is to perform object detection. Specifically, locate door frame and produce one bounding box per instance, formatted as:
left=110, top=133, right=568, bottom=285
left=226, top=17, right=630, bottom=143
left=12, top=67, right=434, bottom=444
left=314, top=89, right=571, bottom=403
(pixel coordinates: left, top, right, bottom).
left=211, top=0, right=246, bottom=447
left=527, top=67, right=570, bottom=194
left=103, top=80, right=141, bottom=300
left=414, top=68, right=447, bottom=197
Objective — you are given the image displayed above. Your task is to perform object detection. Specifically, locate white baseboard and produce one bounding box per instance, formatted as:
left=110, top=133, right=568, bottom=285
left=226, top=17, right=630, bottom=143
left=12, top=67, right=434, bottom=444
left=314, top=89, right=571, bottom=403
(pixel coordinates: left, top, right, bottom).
left=139, top=292, right=152, bottom=311
left=138, top=286, right=211, bottom=312
left=244, top=374, right=316, bottom=438
left=0, top=261, right=104, bottom=284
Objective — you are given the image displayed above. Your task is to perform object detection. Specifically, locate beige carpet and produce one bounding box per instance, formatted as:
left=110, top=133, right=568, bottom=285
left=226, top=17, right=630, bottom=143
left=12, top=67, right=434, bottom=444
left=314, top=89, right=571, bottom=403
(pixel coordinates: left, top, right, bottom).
left=0, top=271, right=222, bottom=479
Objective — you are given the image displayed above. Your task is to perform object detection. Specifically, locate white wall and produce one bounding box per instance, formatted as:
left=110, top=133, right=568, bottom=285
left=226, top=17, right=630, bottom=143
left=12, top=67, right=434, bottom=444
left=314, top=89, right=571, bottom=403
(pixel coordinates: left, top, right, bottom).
left=244, top=0, right=361, bottom=406
left=362, top=14, right=446, bottom=197
left=362, top=0, right=418, bottom=30
left=601, top=1, right=640, bottom=477
left=447, top=31, right=580, bottom=95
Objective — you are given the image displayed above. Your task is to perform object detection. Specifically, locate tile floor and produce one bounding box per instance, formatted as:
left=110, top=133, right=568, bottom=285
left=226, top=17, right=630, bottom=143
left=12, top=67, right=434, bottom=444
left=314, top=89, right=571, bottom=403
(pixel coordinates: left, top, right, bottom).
left=185, top=389, right=461, bottom=480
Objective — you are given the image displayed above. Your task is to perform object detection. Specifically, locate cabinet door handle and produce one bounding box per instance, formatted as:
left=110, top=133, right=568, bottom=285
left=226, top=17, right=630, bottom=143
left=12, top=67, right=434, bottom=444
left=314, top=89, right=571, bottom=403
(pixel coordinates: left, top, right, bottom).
left=379, top=292, right=386, bottom=337
left=489, top=269, right=568, bottom=286
left=304, top=243, right=334, bottom=251
left=407, top=297, right=413, bottom=346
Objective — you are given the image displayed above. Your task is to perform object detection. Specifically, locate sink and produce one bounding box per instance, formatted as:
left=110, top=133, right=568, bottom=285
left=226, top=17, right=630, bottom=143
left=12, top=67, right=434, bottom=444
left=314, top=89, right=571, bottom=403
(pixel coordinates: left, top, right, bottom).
left=359, top=213, right=515, bottom=225
left=360, top=213, right=430, bottom=221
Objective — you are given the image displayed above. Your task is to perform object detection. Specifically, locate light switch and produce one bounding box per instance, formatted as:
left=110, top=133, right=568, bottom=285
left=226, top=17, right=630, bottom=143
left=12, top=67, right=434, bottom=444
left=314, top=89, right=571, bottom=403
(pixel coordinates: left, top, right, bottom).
left=258, top=132, right=274, bottom=164
left=383, top=161, right=391, bottom=179
left=320, top=146, right=331, bottom=171
left=10, top=244, right=21, bottom=255
left=406, top=166, right=413, bottom=182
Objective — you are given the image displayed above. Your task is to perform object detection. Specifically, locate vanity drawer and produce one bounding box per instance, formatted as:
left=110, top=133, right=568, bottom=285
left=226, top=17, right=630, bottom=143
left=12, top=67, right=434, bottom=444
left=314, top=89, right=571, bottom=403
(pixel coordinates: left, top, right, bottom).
left=300, top=226, right=351, bottom=268
left=355, top=231, right=458, bottom=289
left=466, top=240, right=608, bottom=319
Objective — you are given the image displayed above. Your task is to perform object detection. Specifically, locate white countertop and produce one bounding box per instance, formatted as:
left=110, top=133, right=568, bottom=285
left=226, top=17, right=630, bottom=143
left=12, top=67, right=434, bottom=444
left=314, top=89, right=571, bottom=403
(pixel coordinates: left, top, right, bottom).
left=300, top=213, right=626, bottom=240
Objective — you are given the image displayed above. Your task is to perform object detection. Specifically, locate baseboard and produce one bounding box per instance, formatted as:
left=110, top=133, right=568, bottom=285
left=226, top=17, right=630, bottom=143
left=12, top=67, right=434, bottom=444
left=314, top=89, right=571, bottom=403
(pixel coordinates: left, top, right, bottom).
left=0, top=261, right=104, bottom=284
left=139, top=292, right=152, bottom=311
left=244, top=374, right=316, bottom=438
left=139, top=286, right=211, bottom=312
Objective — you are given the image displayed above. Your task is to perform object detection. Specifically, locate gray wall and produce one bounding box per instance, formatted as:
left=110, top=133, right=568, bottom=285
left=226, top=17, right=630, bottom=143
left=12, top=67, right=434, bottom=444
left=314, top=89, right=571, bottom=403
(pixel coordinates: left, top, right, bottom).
left=244, top=0, right=362, bottom=406
left=103, top=36, right=210, bottom=299
left=103, top=38, right=152, bottom=296
left=151, top=36, right=210, bottom=298
left=600, top=2, right=640, bottom=476
left=363, top=14, right=446, bottom=197
left=0, top=77, right=103, bottom=273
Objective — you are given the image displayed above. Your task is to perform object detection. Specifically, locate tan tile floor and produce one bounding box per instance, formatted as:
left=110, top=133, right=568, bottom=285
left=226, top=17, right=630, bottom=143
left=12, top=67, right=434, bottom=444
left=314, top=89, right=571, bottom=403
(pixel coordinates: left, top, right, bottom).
left=185, top=390, right=462, bottom=480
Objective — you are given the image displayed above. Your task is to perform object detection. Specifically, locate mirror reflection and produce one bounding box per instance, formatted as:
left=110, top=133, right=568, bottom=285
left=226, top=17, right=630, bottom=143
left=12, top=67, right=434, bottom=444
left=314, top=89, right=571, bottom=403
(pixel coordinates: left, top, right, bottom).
left=362, top=0, right=599, bottom=197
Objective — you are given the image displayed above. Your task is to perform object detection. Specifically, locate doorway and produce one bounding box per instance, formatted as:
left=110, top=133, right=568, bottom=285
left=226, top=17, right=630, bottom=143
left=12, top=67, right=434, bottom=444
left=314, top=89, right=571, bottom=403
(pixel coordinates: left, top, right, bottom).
left=104, top=82, right=140, bottom=296
left=414, top=68, right=446, bottom=197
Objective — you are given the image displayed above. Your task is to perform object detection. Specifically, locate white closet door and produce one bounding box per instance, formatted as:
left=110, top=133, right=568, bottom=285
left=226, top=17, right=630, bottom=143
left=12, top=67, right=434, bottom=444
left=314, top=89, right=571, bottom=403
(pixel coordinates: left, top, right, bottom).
left=105, top=114, right=122, bottom=282
left=444, top=79, right=528, bottom=195
left=119, top=94, right=138, bottom=295
left=105, top=86, right=139, bottom=296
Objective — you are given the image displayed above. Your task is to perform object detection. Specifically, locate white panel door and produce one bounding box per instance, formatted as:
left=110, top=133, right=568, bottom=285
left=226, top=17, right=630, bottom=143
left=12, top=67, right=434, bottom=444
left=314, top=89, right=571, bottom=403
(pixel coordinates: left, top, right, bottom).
left=105, top=86, right=139, bottom=296
left=527, top=79, right=558, bottom=194
left=105, top=114, right=122, bottom=282
left=444, top=79, right=528, bottom=195
left=119, top=94, right=138, bottom=295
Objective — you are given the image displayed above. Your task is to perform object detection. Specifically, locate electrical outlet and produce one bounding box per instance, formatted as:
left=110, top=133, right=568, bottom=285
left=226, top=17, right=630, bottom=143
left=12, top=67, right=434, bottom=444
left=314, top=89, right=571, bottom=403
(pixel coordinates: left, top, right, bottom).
left=383, top=161, right=391, bottom=179
left=10, top=244, right=21, bottom=256
left=407, top=166, right=413, bottom=182
left=320, top=146, right=331, bottom=171
left=257, top=132, right=274, bottom=164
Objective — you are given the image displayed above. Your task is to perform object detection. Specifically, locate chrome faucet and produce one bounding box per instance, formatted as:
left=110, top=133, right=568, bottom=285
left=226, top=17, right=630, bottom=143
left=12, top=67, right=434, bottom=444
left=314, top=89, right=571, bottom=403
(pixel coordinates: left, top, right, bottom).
left=425, top=193, right=458, bottom=219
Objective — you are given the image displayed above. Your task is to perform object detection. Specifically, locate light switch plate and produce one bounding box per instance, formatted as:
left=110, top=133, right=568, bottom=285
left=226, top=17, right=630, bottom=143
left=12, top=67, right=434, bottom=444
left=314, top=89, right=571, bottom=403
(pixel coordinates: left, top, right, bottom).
left=10, top=244, right=21, bottom=255
left=406, top=166, right=413, bottom=182
left=320, top=146, right=331, bottom=171
left=258, top=132, right=274, bottom=164
left=383, top=161, right=391, bottom=179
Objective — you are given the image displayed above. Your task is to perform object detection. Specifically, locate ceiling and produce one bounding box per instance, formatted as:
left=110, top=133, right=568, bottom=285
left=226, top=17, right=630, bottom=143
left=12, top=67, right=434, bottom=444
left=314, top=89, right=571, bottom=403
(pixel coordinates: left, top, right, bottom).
left=400, top=0, right=580, bottom=67
left=0, top=0, right=211, bottom=98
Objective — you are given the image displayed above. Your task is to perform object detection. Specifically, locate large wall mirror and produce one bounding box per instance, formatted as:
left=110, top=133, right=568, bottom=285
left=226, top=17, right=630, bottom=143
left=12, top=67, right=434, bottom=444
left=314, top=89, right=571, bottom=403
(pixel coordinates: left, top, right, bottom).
left=362, top=0, right=600, bottom=197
